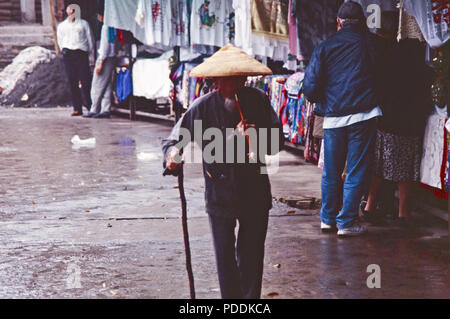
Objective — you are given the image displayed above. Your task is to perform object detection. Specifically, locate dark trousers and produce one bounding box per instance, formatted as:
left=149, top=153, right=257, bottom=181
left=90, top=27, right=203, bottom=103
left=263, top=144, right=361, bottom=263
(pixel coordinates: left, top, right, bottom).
left=62, top=49, right=92, bottom=113
left=321, top=119, right=377, bottom=229
left=208, top=211, right=269, bottom=299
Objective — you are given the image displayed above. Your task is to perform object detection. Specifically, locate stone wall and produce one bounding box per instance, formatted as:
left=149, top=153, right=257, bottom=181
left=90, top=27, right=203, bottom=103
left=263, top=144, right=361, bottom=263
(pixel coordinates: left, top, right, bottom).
left=0, top=0, right=21, bottom=23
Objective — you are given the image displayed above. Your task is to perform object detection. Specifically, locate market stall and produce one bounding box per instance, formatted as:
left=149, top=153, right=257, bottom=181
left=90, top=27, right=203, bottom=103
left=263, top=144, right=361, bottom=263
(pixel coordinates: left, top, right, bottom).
left=102, top=0, right=448, bottom=225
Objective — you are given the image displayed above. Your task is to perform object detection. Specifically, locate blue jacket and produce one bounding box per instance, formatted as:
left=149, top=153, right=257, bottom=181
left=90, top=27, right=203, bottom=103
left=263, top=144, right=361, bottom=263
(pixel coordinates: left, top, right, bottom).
left=303, top=24, right=380, bottom=117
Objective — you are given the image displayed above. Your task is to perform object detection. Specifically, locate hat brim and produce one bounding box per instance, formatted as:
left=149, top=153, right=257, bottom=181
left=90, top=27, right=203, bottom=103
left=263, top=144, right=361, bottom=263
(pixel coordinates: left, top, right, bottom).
left=190, top=44, right=273, bottom=78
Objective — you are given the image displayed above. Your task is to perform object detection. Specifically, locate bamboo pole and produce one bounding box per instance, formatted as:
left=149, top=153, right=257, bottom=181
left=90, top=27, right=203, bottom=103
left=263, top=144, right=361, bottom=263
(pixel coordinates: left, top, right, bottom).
left=48, top=0, right=60, bottom=55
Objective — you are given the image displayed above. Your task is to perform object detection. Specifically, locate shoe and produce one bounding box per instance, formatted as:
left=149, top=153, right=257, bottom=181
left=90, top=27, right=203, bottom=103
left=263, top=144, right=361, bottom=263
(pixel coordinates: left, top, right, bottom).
left=337, top=223, right=368, bottom=237
left=321, top=222, right=337, bottom=233
left=93, top=112, right=111, bottom=119
left=83, top=112, right=97, bottom=118
left=71, top=111, right=83, bottom=117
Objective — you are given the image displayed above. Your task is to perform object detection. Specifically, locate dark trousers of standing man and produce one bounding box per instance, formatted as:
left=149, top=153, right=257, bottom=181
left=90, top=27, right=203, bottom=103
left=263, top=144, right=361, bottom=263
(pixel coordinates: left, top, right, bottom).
left=62, top=49, right=92, bottom=113
left=208, top=210, right=269, bottom=299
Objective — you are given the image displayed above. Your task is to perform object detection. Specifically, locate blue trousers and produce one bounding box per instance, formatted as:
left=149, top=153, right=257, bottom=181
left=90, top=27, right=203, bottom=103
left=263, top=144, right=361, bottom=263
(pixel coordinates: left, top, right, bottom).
left=321, top=119, right=377, bottom=229
left=208, top=210, right=269, bottom=299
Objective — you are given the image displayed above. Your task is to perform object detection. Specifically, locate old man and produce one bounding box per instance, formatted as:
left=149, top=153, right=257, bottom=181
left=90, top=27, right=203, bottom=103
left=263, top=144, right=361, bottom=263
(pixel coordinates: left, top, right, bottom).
left=162, top=44, right=284, bottom=299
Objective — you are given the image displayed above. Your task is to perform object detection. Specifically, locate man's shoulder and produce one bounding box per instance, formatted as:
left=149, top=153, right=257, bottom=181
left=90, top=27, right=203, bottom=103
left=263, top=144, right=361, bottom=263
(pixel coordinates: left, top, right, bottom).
left=80, top=19, right=90, bottom=27
left=240, top=86, right=267, bottom=99
left=57, top=19, right=68, bottom=28
left=187, top=90, right=218, bottom=114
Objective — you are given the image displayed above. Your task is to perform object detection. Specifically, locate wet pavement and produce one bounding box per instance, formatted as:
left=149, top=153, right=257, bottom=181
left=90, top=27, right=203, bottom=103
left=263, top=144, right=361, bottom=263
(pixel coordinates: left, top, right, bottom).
left=0, top=107, right=449, bottom=299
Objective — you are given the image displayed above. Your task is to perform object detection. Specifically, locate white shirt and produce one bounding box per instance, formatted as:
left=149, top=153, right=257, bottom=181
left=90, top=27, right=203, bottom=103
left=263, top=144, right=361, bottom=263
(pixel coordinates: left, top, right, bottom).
left=57, top=18, right=94, bottom=56
left=323, top=106, right=383, bottom=129
left=233, top=0, right=252, bottom=55
left=97, top=24, right=116, bottom=61
left=135, top=0, right=171, bottom=48
left=190, top=0, right=232, bottom=47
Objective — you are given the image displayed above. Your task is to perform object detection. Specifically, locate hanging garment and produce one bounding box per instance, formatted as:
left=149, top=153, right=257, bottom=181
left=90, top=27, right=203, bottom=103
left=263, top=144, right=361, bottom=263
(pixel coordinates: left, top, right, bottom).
left=105, top=0, right=176, bottom=48
left=232, top=0, right=252, bottom=55
left=190, top=0, right=232, bottom=48
left=399, top=8, right=426, bottom=42
left=107, top=27, right=116, bottom=43
left=116, top=68, right=133, bottom=102
left=446, top=130, right=450, bottom=191
left=420, top=107, right=447, bottom=189
left=171, top=0, right=190, bottom=47
left=105, top=0, right=142, bottom=39
left=132, top=54, right=173, bottom=100
left=288, top=0, right=299, bottom=57
left=402, top=0, right=449, bottom=48
left=135, top=0, right=172, bottom=48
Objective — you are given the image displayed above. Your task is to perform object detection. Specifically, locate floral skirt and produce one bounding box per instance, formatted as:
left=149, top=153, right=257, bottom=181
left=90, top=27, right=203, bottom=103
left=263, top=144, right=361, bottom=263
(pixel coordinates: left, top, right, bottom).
left=373, top=130, right=422, bottom=183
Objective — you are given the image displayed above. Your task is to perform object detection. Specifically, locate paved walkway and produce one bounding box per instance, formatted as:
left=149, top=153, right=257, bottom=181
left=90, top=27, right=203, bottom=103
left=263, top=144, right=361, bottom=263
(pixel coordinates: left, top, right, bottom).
left=0, top=107, right=448, bottom=298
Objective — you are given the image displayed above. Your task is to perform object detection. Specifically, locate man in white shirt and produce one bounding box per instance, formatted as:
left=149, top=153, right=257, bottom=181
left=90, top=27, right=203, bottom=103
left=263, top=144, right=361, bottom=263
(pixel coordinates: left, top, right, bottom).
left=57, top=4, right=95, bottom=116
left=84, top=13, right=116, bottom=119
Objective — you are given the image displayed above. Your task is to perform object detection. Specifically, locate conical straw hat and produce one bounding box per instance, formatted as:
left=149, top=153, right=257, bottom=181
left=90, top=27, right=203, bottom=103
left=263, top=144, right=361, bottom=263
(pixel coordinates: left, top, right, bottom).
left=190, top=44, right=273, bottom=78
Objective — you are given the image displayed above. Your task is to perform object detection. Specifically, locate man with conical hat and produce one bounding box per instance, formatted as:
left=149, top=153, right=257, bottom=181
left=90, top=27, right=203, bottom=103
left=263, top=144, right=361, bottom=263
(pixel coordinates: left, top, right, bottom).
left=162, top=44, right=284, bottom=299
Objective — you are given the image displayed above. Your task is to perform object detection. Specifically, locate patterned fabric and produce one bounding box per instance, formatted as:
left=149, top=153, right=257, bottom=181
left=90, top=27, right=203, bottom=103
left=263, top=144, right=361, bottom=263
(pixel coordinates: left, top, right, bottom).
left=420, top=111, right=447, bottom=188
left=374, top=130, right=422, bottom=183
left=445, top=129, right=449, bottom=191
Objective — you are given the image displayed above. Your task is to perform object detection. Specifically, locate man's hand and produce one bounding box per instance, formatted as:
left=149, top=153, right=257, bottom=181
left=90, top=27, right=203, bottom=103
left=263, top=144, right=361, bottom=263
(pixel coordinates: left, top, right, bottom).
left=236, top=120, right=256, bottom=136
left=95, top=60, right=104, bottom=75
left=166, top=148, right=183, bottom=171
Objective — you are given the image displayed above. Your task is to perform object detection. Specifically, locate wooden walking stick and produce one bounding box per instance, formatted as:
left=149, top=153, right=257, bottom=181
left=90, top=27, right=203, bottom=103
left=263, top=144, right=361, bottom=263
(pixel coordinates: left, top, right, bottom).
left=164, top=48, right=195, bottom=299
left=163, top=155, right=195, bottom=299
left=177, top=167, right=196, bottom=299
left=235, top=93, right=256, bottom=160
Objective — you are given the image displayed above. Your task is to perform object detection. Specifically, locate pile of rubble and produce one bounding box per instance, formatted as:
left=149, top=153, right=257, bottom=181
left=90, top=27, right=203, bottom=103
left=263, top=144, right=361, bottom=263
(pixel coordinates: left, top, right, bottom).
left=0, top=46, right=71, bottom=107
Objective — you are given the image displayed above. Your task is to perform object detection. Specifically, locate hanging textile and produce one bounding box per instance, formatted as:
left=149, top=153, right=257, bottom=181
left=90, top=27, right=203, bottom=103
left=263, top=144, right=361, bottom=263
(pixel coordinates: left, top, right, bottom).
left=304, top=102, right=321, bottom=164
left=135, top=0, right=172, bottom=48
left=132, top=54, right=173, bottom=100
left=288, top=0, right=299, bottom=57
left=446, top=127, right=450, bottom=192
left=190, top=0, right=233, bottom=48
left=104, top=0, right=142, bottom=40
left=171, top=0, right=190, bottom=47
left=398, top=7, right=426, bottom=42
left=402, top=0, right=449, bottom=48
left=232, top=0, right=252, bottom=55
left=420, top=107, right=448, bottom=189
left=105, top=0, right=190, bottom=48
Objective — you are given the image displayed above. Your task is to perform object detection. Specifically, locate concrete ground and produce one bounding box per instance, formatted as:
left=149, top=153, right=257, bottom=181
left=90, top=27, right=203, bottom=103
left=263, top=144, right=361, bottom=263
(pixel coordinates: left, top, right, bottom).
left=0, top=107, right=448, bottom=299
